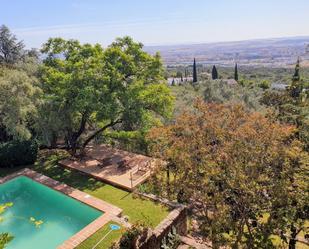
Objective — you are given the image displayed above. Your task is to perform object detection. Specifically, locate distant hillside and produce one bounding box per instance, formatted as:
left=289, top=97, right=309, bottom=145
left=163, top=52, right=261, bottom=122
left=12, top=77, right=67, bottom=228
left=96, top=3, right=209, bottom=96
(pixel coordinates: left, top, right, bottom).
left=145, top=36, right=309, bottom=67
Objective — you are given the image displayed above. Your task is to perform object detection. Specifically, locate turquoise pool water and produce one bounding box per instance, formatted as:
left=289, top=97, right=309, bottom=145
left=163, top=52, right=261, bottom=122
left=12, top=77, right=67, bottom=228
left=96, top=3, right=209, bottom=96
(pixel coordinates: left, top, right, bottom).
left=0, top=176, right=102, bottom=249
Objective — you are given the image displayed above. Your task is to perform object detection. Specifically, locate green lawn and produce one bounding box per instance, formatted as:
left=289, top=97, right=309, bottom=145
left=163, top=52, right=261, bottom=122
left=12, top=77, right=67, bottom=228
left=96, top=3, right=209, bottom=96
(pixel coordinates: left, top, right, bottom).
left=0, top=150, right=169, bottom=228
left=76, top=222, right=124, bottom=249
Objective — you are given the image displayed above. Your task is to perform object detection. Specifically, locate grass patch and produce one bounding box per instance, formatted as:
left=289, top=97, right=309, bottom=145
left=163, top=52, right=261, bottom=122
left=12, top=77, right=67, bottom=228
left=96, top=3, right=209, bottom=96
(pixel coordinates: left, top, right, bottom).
left=76, top=222, right=124, bottom=249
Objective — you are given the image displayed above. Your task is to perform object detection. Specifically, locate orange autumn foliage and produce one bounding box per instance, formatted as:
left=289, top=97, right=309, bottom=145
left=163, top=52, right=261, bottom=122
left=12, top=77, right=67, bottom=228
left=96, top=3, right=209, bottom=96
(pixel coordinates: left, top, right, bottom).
left=147, top=99, right=307, bottom=248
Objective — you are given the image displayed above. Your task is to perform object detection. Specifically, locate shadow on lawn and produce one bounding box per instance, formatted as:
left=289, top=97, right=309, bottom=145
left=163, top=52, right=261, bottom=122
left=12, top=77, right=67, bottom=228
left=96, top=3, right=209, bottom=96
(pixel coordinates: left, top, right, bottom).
left=31, top=149, right=108, bottom=192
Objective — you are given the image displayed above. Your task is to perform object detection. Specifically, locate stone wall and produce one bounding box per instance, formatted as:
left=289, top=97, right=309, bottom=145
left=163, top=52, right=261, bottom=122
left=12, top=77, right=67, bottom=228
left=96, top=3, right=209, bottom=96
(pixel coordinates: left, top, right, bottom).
left=138, top=206, right=187, bottom=249
left=134, top=192, right=188, bottom=249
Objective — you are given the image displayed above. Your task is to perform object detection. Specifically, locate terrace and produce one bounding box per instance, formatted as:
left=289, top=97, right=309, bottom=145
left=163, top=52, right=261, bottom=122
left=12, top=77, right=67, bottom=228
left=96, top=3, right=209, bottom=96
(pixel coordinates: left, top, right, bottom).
left=59, top=144, right=156, bottom=191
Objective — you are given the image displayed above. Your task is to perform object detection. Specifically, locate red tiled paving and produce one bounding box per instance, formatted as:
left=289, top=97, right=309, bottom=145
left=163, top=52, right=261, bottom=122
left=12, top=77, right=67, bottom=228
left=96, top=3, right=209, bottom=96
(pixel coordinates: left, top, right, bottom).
left=1, top=168, right=123, bottom=249
left=59, top=144, right=157, bottom=191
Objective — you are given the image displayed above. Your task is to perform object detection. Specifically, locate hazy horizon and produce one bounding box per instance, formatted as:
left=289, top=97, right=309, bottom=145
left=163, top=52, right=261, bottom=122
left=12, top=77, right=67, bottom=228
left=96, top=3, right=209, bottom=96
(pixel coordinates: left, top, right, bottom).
left=2, top=0, right=309, bottom=48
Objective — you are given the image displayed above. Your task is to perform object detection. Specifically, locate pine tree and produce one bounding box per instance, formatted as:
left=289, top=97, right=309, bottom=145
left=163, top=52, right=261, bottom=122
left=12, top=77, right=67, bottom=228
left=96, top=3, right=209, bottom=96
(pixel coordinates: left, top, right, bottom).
left=193, top=58, right=197, bottom=83
left=0, top=25, right=25, bottom=65
left=212, top=65, right=218, bottom=80
left=234, top=63, right=239, bottom=81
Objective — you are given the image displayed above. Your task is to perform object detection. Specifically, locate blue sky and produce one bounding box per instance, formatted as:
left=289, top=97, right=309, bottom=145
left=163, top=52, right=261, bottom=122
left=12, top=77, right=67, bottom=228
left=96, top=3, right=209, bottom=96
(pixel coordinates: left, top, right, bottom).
left=1, top=0, right=309, bottom=48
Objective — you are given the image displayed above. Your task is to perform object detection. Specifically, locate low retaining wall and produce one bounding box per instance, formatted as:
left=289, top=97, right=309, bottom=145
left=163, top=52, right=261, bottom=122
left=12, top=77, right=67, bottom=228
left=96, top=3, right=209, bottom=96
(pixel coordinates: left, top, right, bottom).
left=134, top=192, right=188, bottom=249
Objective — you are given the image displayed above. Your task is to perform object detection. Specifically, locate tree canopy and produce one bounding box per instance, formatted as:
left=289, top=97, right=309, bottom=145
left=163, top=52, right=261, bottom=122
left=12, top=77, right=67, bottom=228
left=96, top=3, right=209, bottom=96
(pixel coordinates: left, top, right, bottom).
left=148, top=100, right=308, bottom=248
left=0, top=57, right=40, bottom=142
left=0, top=25, right=25, bottom=65
left=39, top=36, right=174, bottom=153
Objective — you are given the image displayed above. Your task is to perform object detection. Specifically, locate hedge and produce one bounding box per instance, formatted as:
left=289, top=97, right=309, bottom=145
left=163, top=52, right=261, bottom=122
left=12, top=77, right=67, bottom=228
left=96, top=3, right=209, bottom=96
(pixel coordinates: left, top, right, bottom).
left=0, top=140, right=38, bottom=167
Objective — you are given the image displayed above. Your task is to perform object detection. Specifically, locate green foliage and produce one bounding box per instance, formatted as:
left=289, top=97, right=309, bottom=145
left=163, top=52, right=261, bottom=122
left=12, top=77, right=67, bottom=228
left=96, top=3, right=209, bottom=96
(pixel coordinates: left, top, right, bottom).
left=0, top=140, right=38, bottom=167
left=261, top=60, right=309, bottom=151
left=0, top=233, right=13, bottom=249
left=161, top=226, right=180, bottom=249
left=117, top=223, right=149, bottom=249
left=193, top=58, right=197, bottom=83
left=0, top=66, right=41, bottom=142
left=258, top=80, right=270, bottom=90
left=288, top=58, right=303, bottom=99
left=234, top=63, right=239, bottom=81
left=171, top=80, right=263, bottom=117
left=0, top=25, right=24, bottom=65
left=293, top=57, right=301, bottom=82
left=39, top=36, right=174, bottom=152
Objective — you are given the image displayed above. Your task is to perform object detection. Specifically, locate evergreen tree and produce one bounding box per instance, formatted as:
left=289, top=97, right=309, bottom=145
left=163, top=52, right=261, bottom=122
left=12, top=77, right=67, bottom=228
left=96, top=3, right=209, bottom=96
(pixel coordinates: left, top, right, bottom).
left=292, top=57, right=300, bottom=82
left=289, top=57, right=303, bottom=98
left=234, top=63, right=239, bottom=81
left=0, top=25, right=25, bottom=65
left=212, top=65, right=218, bottom=80
left=193, top=58, right=197, bottom=83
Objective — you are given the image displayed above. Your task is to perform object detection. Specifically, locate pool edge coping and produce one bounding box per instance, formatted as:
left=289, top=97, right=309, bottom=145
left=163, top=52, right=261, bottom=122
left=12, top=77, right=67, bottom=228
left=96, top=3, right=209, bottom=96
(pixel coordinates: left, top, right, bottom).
left=0, top=168, right=123, bottom=249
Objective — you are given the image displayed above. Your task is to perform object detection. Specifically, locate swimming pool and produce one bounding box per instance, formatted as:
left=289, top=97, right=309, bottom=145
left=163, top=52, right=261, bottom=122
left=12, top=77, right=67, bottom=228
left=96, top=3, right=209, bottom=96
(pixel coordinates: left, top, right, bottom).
left=0, top=176, right=103, bottom=249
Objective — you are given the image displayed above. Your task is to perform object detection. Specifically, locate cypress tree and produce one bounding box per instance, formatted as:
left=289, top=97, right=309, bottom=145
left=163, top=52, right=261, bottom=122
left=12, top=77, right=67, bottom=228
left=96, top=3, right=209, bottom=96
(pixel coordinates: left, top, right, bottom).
left=292, top=57, right=300, bottom=82
left=234, top=63, right=239, bottom=81
left=212, top=65, right=218, bottom=80
left=289, top=57, right=303, bottom=98
left=193, top=58, right=197, bottom=83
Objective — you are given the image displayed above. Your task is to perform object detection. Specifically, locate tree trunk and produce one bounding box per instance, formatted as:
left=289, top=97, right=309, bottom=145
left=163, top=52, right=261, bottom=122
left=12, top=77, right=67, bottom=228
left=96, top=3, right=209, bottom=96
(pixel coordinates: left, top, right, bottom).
left=82, top=119, right=122, bottom=150
left=233, top=220, right=244, bottom=249
left=166, top=163, right=170, bottom=197
left=288, top=225, right=297, bottom=249
left=67, top=112, right=88, bottom=155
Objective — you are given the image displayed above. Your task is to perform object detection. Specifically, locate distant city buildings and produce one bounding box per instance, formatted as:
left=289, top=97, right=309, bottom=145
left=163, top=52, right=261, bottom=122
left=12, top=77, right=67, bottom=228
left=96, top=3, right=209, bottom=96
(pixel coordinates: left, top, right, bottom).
left=167, top=76, right=193, bottom=85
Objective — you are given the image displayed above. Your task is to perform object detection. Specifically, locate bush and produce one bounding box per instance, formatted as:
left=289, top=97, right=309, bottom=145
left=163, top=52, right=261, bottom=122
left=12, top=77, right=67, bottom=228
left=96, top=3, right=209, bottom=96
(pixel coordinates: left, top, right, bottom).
left=258, top=80, right=270, bottom=89
left=0, top=140, right=38, bottom=167
left=114, top=223, right=149, bottom=249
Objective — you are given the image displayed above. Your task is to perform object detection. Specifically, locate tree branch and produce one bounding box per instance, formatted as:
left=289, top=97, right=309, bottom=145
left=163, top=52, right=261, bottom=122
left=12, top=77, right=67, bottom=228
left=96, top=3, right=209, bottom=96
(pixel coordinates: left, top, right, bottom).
left=82, top=119, right=122, bottom=149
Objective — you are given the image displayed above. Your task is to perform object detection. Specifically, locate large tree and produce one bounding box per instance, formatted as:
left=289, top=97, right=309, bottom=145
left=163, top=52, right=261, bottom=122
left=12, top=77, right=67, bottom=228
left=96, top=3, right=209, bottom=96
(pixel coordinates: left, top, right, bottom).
left=0, top=66, right=41, bottom=142
left=148, top=100, right=308, bottom=248
left=40, top=36, right=174, bottom=153
left=0, top=25, right=25, bottom=65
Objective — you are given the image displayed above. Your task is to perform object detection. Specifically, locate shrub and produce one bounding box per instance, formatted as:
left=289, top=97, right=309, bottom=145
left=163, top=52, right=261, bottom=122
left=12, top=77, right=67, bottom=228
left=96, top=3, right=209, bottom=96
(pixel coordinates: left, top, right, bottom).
left=258, top=80, right=270, bottom=89
left=115, top=223, right=149, bottom=249
left=0, top=140, right=38, bottom=167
